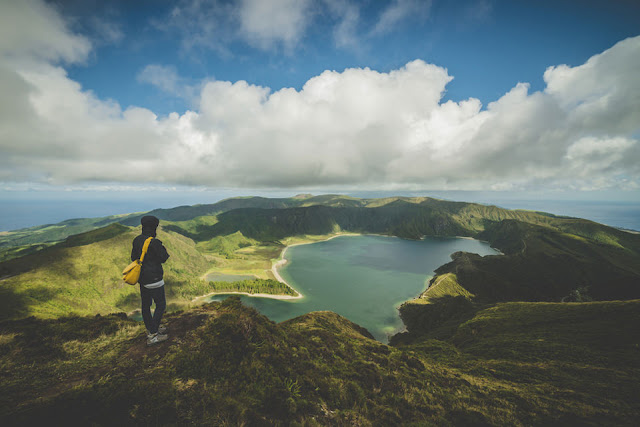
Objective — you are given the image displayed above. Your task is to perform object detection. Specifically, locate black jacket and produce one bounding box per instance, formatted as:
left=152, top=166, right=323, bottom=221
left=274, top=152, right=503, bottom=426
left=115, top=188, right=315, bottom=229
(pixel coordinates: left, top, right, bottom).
left=131, top=234, right=170, bottom=285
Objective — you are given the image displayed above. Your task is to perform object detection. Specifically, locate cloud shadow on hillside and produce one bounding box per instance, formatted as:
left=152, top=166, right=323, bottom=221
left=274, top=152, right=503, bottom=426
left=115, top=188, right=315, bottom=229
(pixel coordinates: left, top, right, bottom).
left=0, top=284, right=61, bottom=321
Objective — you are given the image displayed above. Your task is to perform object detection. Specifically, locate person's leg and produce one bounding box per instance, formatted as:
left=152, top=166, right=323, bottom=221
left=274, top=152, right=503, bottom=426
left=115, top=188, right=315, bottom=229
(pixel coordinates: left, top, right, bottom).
left=150, top=286, right=166, bottom=334
left=140, top=285, right=154, bottom=333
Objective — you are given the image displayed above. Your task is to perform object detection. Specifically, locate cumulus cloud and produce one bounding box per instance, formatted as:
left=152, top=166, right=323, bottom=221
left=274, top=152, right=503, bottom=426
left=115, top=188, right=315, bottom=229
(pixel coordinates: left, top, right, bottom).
left=0, top=0, right=90, bottom=63
left=1, top=1, right=639, bottom=191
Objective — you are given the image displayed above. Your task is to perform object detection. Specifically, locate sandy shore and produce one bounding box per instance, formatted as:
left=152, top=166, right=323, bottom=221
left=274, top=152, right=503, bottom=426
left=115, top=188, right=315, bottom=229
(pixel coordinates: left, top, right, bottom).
left=191, top=290, right=303, bottom=302
left=271, top=256, right=290, bottom=285
left=191, top=233, right=366, bottom=303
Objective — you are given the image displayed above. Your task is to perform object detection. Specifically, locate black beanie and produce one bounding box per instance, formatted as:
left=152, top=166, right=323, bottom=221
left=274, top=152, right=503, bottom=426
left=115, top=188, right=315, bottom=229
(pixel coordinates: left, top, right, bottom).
left=140, top=215, right=160, bottom=230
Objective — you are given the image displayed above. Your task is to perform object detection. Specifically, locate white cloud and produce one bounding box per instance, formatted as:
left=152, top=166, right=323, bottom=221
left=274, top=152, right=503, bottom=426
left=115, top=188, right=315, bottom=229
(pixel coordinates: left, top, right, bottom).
left=544, top=36, right=640, bottom=135
left=138, top=64, right=181, bottom=94
left=323, top=0, right=361, bottom=49
left=565, top=136, right=639, bottom=178
left=239, top=0, right=312, bottom=50
left=1, top=1, right=639, bottom=192
left=0, top=0, right=90, bottom=63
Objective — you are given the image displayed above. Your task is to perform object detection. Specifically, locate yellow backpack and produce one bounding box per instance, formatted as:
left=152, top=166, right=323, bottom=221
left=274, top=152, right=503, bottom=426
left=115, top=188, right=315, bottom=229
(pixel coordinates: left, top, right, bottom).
left=122, top=237, right=153, bottom=285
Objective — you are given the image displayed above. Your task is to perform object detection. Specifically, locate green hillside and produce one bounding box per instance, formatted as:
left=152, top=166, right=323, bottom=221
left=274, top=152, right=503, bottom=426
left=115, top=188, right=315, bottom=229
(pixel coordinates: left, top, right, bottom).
left=162, top=197, right=619, bottom=244
left=1, top=297, right=637, bottom=425
left=2, top=194, right=639, bottom=324
left=0, top=225, right=214, bottom=320
left=0, top=195, right=306, bottom=261
left=0, top=193, right=602, bottom=262
left=0, top=194, right=552, bottom=259
left=0, top=215, right=139, bottom=258
left=397, top=218, right=640, bottom=343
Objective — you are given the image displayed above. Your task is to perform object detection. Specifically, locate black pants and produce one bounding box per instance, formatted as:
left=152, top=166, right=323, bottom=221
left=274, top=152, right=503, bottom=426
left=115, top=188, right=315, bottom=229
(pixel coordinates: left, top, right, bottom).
left=140, top=285, right=166, bottom=334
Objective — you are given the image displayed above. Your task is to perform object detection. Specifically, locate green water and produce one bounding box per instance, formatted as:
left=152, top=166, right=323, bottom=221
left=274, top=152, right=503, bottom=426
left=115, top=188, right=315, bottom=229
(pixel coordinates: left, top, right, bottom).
left=209, top=235, right=498, bottom=342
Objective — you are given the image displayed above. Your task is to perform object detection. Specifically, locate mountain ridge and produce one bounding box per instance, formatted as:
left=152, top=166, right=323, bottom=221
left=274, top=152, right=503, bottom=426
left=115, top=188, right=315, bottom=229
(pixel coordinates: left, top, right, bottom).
left=1, top=194, right=639, bottom=424
left=1, top=195, right=639, bottom=322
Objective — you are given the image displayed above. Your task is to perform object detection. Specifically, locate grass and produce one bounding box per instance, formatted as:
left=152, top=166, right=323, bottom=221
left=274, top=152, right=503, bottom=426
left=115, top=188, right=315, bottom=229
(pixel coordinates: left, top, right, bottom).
left=1, top=298, right=638, bottom=425
left=399, top=299, right=640, bottom=426
left=196, top=231, right=258, bottom=257
left=450, top=300, right=640, bottom=365
left=0, top=222, right=321, bottom=320
left=417, top=273, right=474, bottom=302
left=0, top=226, right=215, bottom=319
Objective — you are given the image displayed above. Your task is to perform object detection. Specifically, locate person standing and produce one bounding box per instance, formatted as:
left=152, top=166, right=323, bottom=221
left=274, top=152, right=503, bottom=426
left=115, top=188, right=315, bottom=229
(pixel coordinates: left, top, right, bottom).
left=131, top=215, right=170, bottom=346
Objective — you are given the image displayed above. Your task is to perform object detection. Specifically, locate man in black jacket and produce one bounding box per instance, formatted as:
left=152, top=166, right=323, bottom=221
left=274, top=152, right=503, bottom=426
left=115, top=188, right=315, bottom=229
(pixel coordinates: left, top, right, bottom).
left=131, top=215, right=170, bottom=346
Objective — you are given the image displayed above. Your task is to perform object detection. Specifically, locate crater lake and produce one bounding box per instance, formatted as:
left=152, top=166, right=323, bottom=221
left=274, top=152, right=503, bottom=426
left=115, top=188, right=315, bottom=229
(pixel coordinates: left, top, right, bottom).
left=209, top=235, right=499, bottom=342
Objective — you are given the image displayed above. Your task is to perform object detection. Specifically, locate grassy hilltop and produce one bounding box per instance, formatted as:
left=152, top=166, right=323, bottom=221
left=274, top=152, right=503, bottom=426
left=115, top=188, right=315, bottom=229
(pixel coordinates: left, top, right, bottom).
left=1, top=194, right=639, bottom=424
left=1, top=297, right=638, bottom=425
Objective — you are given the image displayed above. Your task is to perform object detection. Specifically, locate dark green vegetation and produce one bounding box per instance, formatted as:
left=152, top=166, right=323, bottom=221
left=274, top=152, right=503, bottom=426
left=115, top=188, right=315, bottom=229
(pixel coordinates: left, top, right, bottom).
left=207, top=278, right=297, bottom=296
left=397, top=217, right=640, bottom=346
left=1, top=297, right=638, bottom=425
left=1, top=194, right=639, bottom=424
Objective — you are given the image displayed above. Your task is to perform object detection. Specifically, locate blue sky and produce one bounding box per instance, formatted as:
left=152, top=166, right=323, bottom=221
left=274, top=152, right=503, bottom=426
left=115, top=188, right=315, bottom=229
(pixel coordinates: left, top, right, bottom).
left=63, top=0, right=639, bottom=115
left=1, top=0, right=639, bottom=198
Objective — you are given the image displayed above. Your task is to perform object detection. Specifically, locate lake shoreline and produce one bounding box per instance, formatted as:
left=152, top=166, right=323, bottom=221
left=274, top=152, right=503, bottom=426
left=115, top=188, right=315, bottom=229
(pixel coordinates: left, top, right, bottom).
left=192, top=290, right=303, bottom=302
left=200, top=233, right=380, bottom=302
left=192, top=233, right=498, bottom=306
left=271, top=232, right=365, bottom=297
left=191, top=233, right=364, bottom=303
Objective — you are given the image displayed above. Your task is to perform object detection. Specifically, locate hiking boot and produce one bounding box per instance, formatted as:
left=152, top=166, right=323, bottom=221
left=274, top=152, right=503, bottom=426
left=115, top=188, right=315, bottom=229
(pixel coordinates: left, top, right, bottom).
left=147, top=332, right=168, bottom=346
left=146, top=324, right=167, bottom=335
